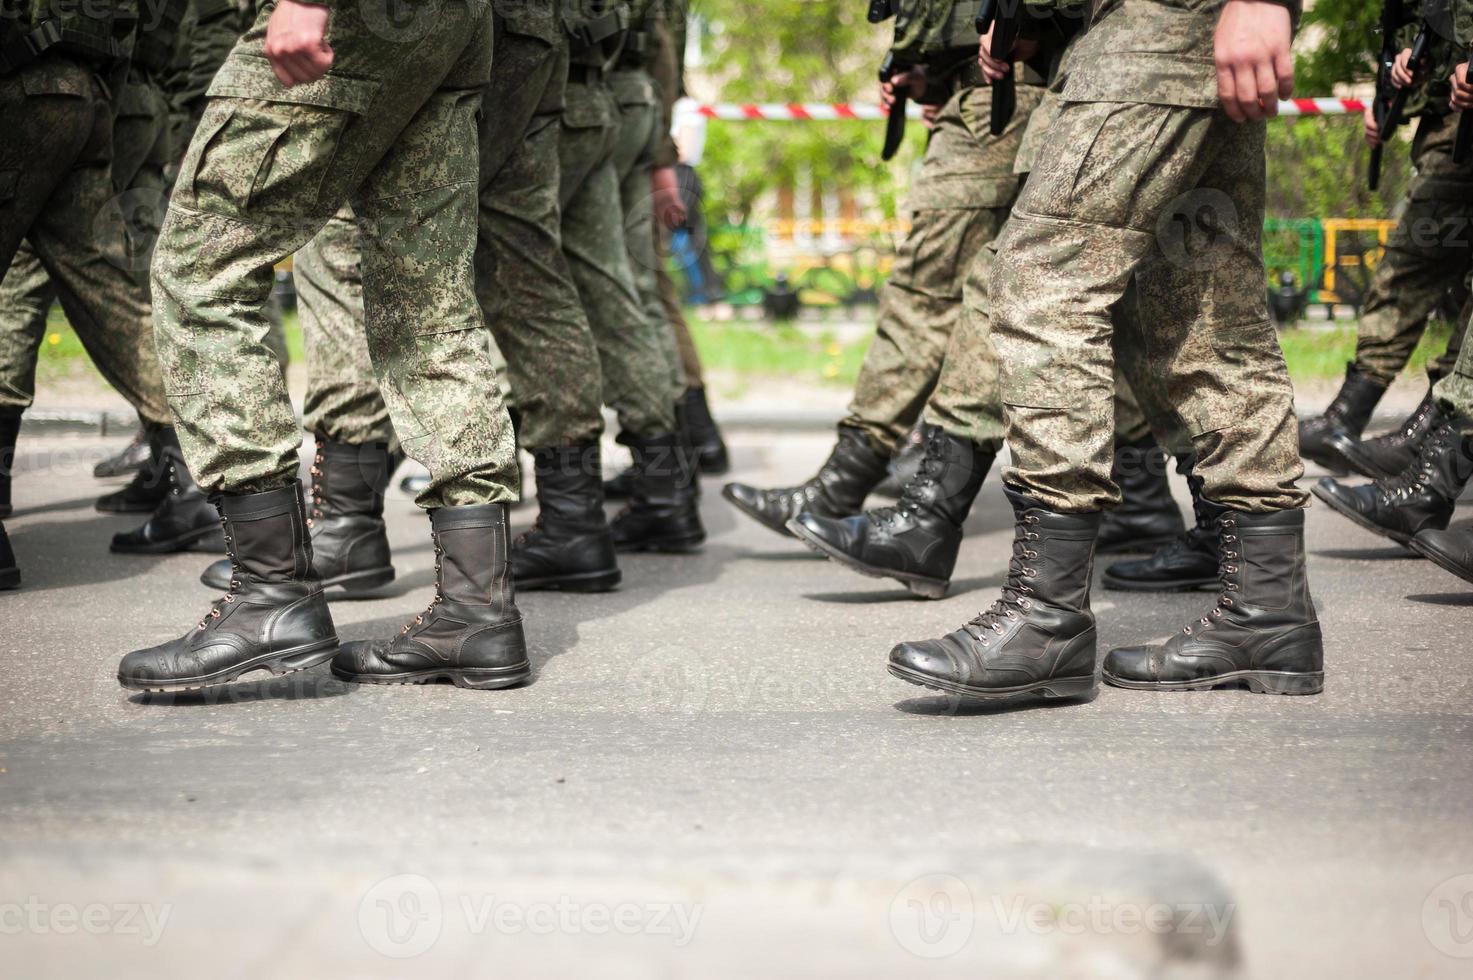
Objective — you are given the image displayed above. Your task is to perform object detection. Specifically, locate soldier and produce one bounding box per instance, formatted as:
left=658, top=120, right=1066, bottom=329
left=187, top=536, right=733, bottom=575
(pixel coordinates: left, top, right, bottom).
left=887, top=0, right=1324, bottom=701
left=0, top=0, right=223, bottom=578
left=117, top=0, right=529, bottom=692
left=558, top=0, right=704, bottom=553
left=1298, top=5, right=1473, bottom=475
left=728, top=0, right=1189, bottom=600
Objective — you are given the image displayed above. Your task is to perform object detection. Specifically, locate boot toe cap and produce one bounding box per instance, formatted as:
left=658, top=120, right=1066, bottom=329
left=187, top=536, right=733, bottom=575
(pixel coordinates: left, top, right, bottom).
left=200, top=558, right=234, bottom=591
left=789, top=511, right=863, bottom=554
left=888, top=637, right=965, bottom=686
left=1102, top=644, right=1164, bottom=684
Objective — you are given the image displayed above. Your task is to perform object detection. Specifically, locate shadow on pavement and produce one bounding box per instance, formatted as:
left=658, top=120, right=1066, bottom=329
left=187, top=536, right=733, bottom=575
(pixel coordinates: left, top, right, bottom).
left=126, top=667, right=354, bottom=707
left=1405, top=590, right=1473, bottom=606
left=1313, top=546, right=1415, bottom=561
left=6, top=515, right=162, bottom=593
left=893, top=688, right=1101, bottom=716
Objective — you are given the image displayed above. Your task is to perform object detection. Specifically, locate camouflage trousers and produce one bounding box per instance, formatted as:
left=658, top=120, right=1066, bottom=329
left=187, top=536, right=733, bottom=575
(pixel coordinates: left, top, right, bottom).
left=1435, top=312, right=1473, bottom=434
left=153, top=0, right=516, bottom=509
left=841, top=83, right=1042, bottom=457
left=1355, top=111, right=1473, bottom=387
left=657, top=227, right=704, bottom=387
left=0, top=61, right=170, bottom=425
left=560, top=76, right=678, bottom=437
left=297, top=31, right=603, bottom=453
left=991, top=100, right=1305, bottom=513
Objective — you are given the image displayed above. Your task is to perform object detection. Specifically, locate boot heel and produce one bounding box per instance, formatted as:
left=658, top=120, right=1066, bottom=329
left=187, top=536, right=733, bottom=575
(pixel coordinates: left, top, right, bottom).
left=451, top=665, right=531, bottom=690
left=904, top=577, right=949, bottom=600
left=1040, top=674, right=1098, bottom=700
left=267, top=639, right=341, bottom=675
left=1244, top=669, right=1324, bottom=696
left=557, top=569, right=623, bottom=593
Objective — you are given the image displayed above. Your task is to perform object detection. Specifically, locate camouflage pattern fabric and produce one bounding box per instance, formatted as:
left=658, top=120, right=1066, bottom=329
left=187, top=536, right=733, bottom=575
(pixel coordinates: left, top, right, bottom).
left=991, top=90, right=1306, bottom=512
left=559, top=75, right=678, bottom=437
left=841, top=82, right=1042, bottom=457
left=0, top=57, right=170, bottom=425
left=1434, top=312, right=1473, bottom=432
left=657, top=229, right=704, bottom=387
left=152, top=0, right=517, bottom=509
left=1354, top=110, right=1473, bottom=386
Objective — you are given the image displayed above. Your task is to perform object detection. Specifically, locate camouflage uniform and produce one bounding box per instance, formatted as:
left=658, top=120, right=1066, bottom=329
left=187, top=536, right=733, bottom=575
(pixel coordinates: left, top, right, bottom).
left=0, top=0, right=171, bottom=426
left=152, top=0, right=517, bottom=509
left=559, top=15, right=678, bottom=437
left=988, top=0, right=1307, bottom=513
left=1354, top=108, right=1473, bottom=386
left=844, top=82, right=1044, bottom=457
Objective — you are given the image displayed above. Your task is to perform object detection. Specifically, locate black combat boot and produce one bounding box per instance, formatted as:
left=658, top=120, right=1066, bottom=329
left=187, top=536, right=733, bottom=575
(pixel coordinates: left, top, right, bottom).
left=117, top=484, right=339, bottom=692
left=200, top=439, right=397, bottom=596
left=96, top=425, right=174, bottom=513
left=610, top=429, right=706, bottom=551
left=512, top=441, right=621, bottom=591
left=332, top=503, right=530, bottom=689
left=872, top=425, right=927, bottom=498
left=1412, top=526, right=1473, bottom=586
left=1312, top=420, right=1473, bottom=546
left=722, top=425, right=889, bottom=538
left=1096, top=435, right=1185, bottom=554
left=886, top=488, right=1100, bottom=700
left=684, top=386, right=730, bottom=475
left=0, top=520, right=18, bottom=590
left=1298, top=363, right=1388, bottom=472
left=0, top=413, right=18, bottom=519
left=787, top=424, right=994, bottom=599
left=93, top=431, right=150, bottom=478
left=1328, top=388, right=1447, bottom=481
left=1104, top=509, right=1324, bottom=694
left=111, top=429, right=225, bottom=554
left=1103, top=473, right=1227, bottom=591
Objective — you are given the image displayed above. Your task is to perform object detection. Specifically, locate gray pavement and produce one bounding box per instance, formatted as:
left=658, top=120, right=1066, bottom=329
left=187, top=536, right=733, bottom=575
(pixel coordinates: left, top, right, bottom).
left=2, top=427, right=1472, bottom=978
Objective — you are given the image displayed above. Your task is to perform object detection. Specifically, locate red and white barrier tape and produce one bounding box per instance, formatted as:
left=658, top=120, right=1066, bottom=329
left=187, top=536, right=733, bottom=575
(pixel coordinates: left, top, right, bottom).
left=691, top=98, right=1365, bottom=121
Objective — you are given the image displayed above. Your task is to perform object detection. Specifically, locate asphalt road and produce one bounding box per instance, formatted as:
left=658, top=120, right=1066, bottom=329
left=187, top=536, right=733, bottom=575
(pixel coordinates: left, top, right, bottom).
left=2, top=428, right=1471, bottom=978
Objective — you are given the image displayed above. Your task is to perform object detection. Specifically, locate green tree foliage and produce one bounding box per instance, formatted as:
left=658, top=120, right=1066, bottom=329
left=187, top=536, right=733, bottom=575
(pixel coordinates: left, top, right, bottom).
left=1296, top=0, right=1382, bottom=93
left=1266, top=116, right=1411, bottom=217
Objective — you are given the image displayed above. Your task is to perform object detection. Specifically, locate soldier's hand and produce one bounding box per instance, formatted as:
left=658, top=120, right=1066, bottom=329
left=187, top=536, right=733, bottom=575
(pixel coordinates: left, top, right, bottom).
left=1214, top=0, right=1294, bottom=122
left=265, top=0, right=334, bottom=88
left=880, top=69, right=926, bottom=111
left=1363, top=102, right=1381, bottom=147
left=1452, top=63, right=1473, bottom=112
left=922, top=104, right=940, bottom=130
left=652, top=167, right=687, bottom=230
left=977, top=27, right=1038, bottom=82
left=1391, top=46, right=1419, bottom=88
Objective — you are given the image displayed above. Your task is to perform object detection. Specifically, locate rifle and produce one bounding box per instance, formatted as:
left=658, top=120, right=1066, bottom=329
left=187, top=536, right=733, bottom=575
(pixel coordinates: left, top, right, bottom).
left=878, top=52, right=913, bottom=161
left=1455, top=47, right=1473, bottom=164
left=976, top=0, right=1020, bottom=136
left=1370, top=17, right=1430, bottom=189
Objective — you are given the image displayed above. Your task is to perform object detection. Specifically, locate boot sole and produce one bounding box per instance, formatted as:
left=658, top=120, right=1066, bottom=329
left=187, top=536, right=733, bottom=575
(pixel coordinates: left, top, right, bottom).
left=1100, top=572, right=1217, bottom=593
left=1409, top=536, right=1473, bottom=585
left=1102, top=667, right=1324, bottom=695
left=1095, top=534, right=1181, bottom=556
left=786, top=518, right=948, bottom=599
left=1330, top=438, right=1403, bottom=482
left=111, top=525, right=226, bottom=555
left=887, top=662, right=1097, bottom=701
left=0, top=567, right=18, bottom=590
left=1310, top=482, right=1415, bottom=546
left=720, top=485, right=796, bottom=539
left=96, top=498, right=166, bottom=515
left=614, top=535, right=705, bottom=554
left=518, top=567, right=622, bottom=592
left=326, top=567, right=397, bottom=599
left=117, top=638, right=340, bottom=693
left=331, top=661, right=531, bottom=690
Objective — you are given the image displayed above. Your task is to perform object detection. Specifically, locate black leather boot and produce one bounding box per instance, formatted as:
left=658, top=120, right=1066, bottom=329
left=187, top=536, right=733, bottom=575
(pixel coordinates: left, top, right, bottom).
left=200, top=439, right=397, bottom=596
left=111, top=429, right=226, bottom=554
left=887, top=488, right=1100, bottom=700
left=117, top=484, right=339, bottom=692
left=1298, top=363, right=1387, bottom=472
left=1103, top=473, right=1227, bottom=591
left=872, top=425, right=927, bottom=498
left=1328, top=388, right=1447, bottom=481
left=722, top=425, right=888, bottom=538
left=512, top=441, right=621, bottom=591
left=1096, top=435, right=1185, bottom=554
left=1104, top=509, right=1324, bottom=694
left=610, top=430, right=706, bottom=552
left=1312, top=420, right=1473, bottom=546
left=96, top=425, right=174, bottom=513
left=0, top=520, right=18, bottom=590
left=93, top=431, right=150, bottom=478
left=0, top=413, right=18, bottom=519
left=332, top=503, right=530, bottom=689
left=683, top=386, right=730, bottom=475
left=788, top=424, right=993, bottom=599
left=1412, top=526, right=1473, bottom=586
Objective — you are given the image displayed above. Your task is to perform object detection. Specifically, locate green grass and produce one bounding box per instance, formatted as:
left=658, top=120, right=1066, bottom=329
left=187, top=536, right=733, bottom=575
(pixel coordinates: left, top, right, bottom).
left=1277, top=319, right=1454, bottom=385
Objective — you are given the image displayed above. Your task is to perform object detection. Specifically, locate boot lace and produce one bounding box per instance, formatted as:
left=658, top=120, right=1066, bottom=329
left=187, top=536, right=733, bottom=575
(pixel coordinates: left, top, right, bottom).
left=870, top=427, right=947, bottom=526
left=1375, top=423, right=1451, bottom=502
left=199, top=517, right=241, bottom=630
left=306, top=449, right=326, bottom=528
left=402, top=533, right=444, bottom=635
left=961, top=513, right=1041, bottom=646
left=1184, top=515, right=1240, bottom=636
